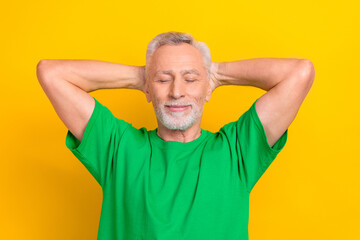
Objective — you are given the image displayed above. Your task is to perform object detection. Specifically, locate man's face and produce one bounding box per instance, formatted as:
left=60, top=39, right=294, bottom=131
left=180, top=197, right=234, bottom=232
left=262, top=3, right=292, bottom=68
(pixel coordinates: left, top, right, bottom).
left=145, top=43, right=212, bottom=131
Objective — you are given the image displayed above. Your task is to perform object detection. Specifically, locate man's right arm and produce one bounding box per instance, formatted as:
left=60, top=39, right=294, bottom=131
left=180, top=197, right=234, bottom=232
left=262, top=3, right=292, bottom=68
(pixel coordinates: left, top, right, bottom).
left=36, top=59, right=145, bottom=142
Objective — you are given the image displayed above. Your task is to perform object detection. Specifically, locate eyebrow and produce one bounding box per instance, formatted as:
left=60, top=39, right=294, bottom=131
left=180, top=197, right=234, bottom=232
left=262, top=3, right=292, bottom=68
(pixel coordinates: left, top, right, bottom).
left=154, top=69, right=201, bottom=77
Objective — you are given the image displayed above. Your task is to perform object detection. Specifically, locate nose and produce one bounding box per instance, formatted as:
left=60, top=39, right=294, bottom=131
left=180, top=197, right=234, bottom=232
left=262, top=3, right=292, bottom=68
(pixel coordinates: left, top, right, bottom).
left=169, top=78, right=185, bottom=99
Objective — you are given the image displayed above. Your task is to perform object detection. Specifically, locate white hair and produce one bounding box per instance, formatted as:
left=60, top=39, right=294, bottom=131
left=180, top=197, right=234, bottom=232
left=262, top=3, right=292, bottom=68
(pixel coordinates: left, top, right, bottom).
left=145, top=31, right=212, bottom=81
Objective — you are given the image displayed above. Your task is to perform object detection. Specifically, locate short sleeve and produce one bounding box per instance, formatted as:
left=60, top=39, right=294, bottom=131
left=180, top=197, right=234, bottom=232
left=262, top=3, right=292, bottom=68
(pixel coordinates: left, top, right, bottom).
left=65, top=96, right=131, bottom=188
left=220, top=98, right=288, bottom=193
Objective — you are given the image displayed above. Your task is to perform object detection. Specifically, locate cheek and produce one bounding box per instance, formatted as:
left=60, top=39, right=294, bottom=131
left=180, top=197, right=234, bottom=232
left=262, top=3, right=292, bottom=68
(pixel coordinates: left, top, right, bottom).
left=150, top=87, right=168, bottom=102
left=188, top=86, right=208, bottom=101
left=188, top=92, right=206, bottom=106
left=194, top=96, right=205, bottom=105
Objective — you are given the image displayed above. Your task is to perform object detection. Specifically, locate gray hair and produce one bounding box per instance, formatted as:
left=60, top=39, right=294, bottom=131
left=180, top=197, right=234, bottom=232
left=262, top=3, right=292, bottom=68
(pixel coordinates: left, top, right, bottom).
left=145, top=31, right=212, bottom=81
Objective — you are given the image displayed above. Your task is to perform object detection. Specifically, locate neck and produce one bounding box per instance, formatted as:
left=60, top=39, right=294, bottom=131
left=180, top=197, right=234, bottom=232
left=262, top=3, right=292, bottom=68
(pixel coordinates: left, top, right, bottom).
left=156, top=121, right=202, bottom=143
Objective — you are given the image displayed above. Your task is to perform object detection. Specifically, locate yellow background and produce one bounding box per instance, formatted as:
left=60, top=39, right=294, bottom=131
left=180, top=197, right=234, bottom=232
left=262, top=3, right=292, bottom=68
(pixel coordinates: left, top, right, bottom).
left=1, top=0, right=359, bottom=239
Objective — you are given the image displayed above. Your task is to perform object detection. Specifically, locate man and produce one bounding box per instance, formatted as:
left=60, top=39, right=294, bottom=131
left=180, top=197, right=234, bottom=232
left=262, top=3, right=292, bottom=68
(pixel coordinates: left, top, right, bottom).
left=36, top=31, right=315, bottom=240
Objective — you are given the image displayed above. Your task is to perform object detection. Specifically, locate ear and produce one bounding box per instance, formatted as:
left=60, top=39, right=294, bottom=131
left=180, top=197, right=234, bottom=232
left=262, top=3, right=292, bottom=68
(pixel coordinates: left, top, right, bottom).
left=145, top=81, right=152, bottom=103
left=205, top=82, right=212, bottom=102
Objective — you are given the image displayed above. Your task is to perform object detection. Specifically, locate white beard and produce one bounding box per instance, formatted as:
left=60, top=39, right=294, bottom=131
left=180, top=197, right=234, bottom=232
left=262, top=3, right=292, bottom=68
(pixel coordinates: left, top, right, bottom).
left=154, top=101, right=204, bottom=130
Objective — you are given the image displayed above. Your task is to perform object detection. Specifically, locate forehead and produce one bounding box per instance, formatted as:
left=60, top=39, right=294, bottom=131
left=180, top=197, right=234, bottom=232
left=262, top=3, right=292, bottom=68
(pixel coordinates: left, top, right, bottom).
left=155, top=68, right=201, bottom=77
left=150, top=44, right=205, bottom=75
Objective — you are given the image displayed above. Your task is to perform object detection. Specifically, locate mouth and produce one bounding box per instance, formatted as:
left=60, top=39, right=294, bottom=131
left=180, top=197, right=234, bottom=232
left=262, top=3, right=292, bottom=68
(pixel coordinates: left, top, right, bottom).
left=165, top=105, right=191, bottom=112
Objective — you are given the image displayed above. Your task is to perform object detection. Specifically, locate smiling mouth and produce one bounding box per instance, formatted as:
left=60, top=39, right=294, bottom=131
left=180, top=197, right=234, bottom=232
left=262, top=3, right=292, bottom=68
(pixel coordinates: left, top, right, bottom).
left=165, top=105, right=190, bottom=112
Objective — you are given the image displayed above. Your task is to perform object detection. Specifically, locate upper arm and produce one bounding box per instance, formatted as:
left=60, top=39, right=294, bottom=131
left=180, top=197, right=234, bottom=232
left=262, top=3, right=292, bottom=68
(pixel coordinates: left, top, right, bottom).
left=37, top=60, right=95, bottom=142
left=255, top=59, right=315, bottom=147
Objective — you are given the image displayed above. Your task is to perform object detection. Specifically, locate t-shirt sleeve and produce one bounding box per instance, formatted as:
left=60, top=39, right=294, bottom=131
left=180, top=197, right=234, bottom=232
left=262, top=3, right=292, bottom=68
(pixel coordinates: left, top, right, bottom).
left=65, top=96, right=131, bottom=188
left=221, top=98, right=288, bottom=193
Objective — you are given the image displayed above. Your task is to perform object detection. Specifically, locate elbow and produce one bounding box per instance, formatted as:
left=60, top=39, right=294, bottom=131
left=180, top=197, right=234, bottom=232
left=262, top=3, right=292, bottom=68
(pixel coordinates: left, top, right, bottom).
left=288, top=59, right=315, bottom=90
left=36, top=59, right=57, bottom=83
left=37, top=59, right=47, bottom=69
left=292, top=59, right=315, bottom=91
left=37, top=59, right=52, bottom=71
left=297, top=59, right=315, bottom=83
left=36, top=60, right=47, bottom=82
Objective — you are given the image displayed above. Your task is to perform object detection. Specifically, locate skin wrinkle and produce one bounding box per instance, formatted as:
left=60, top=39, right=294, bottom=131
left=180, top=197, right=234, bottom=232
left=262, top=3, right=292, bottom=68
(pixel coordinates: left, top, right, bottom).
left=154, top=69, right=201, bottom=78
left=145, top=43, right=212, bottom=143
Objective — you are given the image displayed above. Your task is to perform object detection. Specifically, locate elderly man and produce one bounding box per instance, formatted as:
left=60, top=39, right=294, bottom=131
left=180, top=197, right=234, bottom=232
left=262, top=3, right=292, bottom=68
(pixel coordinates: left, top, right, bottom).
left=36, top=31, right=315, bottom=240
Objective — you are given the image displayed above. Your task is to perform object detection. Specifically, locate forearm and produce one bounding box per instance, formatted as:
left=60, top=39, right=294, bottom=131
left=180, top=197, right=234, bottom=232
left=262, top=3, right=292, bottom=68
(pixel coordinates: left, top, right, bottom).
left=38, top=59, right=145, bottom=93
left=216, top=58, right=304, bottom=91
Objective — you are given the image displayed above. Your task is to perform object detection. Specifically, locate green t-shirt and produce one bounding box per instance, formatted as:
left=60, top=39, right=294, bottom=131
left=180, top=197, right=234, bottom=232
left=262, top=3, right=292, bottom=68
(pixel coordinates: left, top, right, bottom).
left=65, top=96, right=288, bottom=240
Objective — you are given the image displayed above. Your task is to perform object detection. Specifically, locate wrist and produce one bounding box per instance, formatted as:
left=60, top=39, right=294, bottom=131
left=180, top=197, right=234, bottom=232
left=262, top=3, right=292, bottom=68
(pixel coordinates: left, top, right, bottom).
left=210, top=62, right=225, bottom=90
left=134, top=65, right=146, bottom=92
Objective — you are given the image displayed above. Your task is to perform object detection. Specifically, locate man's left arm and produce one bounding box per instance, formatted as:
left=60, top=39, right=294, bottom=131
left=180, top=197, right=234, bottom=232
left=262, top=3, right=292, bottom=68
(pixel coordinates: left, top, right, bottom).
left=210, top=58, right=315, bottom=147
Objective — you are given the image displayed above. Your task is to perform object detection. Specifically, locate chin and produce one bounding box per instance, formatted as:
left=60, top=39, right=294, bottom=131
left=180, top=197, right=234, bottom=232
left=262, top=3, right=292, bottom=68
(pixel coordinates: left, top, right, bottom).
left=154, top=102, right=203, bottom=131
